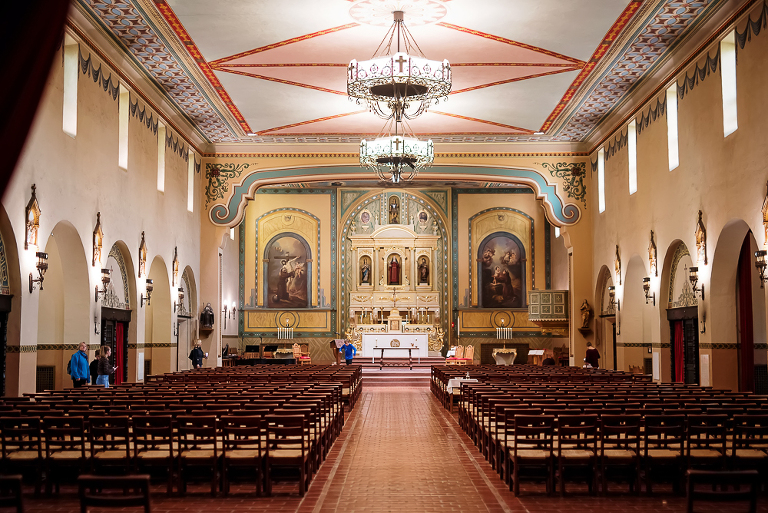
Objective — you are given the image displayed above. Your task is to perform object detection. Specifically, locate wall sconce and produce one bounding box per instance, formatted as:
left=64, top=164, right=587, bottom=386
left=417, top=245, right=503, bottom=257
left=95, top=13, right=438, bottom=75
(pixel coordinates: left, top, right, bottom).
left=608, top=285, right=616, bottom=309
left=755, top=250, right=767, bottom=287
left=222, top=301, right=237, bottom=329
left=28, top=252, right=48, bottom=293
left=174, top=287, right=185, bottom=313
left=643, top=277, right=656, bottom=306
left=688, top=266, right=705, bottom=300
left=173, top=322, right=178, bottom=337
left=94, top=268, right=111, bottom=302
left=700, top=313, right=706, bottom=334
left=140, top=279, right=153, bottom=307
left=94, top=315, right=100, bottom=335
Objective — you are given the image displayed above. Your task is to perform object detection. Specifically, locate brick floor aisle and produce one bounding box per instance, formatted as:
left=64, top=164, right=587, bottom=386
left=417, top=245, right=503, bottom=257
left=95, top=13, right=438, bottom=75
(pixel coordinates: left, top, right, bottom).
left=20, top=388, right=767, bottom=512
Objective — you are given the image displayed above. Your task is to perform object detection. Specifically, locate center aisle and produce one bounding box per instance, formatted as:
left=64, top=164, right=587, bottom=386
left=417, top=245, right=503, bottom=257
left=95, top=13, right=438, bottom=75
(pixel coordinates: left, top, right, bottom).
left=301, top=387, right=515, bottom=513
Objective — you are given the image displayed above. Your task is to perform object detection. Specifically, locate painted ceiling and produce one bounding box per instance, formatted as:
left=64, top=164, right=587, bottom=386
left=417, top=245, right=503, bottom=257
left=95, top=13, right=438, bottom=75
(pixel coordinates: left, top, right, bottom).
left=79, top=0, right=722, bottom=145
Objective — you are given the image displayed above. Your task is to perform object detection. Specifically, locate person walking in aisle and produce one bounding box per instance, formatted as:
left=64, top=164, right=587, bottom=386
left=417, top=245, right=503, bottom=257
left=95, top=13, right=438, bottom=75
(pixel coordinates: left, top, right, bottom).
left=69, top=342, right=90, bottom=388
left=89, top=350, right=100, bottom=385
left=340, top=340, right=357, bottom=365
left=189, top=341, right=206, bottom=369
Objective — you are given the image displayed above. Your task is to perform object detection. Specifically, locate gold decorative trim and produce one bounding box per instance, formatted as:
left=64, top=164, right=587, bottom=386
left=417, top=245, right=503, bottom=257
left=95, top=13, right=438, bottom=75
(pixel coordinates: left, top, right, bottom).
left=6, top=345, right=37, bottom=353
left=204, top=152, right=589, bottom=159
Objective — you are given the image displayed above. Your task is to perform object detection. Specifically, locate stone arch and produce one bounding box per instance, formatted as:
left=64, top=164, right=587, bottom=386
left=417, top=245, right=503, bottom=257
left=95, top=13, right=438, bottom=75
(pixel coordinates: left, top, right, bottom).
left=144, top=256, right=172, bottom=375
left=622, top=255, right=650, bottom=373
left=102, top=241, right=137, bottom=383
left=710, top=219, right=765, bottom=391
left=36, top=220, right=90, bottom=389
left=594, top=265, right=615, bottom=368
left=0, top=204, right=23, bottom=395
left=177, top=266, right=197, bottom=371
left=659, top=239, right=695, bottom=383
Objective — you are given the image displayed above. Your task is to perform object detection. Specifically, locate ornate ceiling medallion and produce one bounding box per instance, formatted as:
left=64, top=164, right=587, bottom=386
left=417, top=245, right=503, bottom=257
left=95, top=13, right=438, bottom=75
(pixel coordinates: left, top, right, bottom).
left=347, top=10, right=451, bottom=121
left=349, top=0, right=448, bottom=27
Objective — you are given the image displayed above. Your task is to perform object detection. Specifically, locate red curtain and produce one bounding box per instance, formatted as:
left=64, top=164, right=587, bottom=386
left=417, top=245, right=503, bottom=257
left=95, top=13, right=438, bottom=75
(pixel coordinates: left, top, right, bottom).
left=674, top=320, right=684, bottom=382
left=738, top=236, right=755, bottom=392
left=0, top=3, right=71, bottom=198
left=115, top=322, right=124, bottom=385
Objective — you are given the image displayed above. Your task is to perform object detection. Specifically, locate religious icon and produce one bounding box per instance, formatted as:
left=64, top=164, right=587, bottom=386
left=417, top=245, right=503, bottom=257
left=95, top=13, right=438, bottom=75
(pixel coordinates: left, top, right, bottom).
left=387, top=254, right=401, bottom=285
left=360, top=211, right=370, bottom=225
left=418, top=211, right=428, bottom=224
left=389, top=196, right=400, bottom=224
left=480, top=234, right=524, bottom=308
left=360, top=256, right=372, bottom=285
left=418, top=256, right=429, bottom=284
left=267, top=235, right=309, bottom=308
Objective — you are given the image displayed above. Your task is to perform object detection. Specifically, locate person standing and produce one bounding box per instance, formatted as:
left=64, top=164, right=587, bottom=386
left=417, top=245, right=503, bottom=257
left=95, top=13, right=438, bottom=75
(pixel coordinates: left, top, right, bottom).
left=89, top=350, right=100, bottom=386
left=69, top=342, right=90, bottom=388
left=584, top=342, right=600, bottom=369
left=96, top=346, right=116, bottom=388
left=340, top=340, right=356, bottom=365
left=189, top=341, right=206, bottom=369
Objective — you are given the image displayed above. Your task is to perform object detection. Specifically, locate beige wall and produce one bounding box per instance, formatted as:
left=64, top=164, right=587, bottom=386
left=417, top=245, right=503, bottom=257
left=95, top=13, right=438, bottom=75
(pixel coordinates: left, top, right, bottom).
left=591, top=4, right=768, bottom=388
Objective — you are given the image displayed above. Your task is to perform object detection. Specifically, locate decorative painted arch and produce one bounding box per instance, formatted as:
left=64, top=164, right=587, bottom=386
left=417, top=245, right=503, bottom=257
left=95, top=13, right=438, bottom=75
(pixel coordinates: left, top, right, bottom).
left=209, top=165, right=582, bottom=228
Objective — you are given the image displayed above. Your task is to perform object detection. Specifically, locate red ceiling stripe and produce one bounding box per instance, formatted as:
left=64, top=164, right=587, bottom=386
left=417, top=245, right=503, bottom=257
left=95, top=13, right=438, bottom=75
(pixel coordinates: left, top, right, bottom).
left=153, top=0, right=253, bottom=135
left=538, top=0, right=644, bottom=133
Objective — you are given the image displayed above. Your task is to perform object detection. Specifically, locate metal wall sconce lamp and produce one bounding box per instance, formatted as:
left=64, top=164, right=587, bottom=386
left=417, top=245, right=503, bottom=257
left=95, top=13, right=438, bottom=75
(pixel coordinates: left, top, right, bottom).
left=140, top=279, right=153, bottom=307
left=173, top=322, right=178, bottom=337
left=222, top=302, right=237, bottom=329
left=28, top=252, right=48, bottom=293
left=173, top=287, right=185, bottom=313
left=608, top=286, right=617, bottom=309
left=688, top=266, right=705, bottom=300
left=643, top=277, right=656, bottom=306
left=94, top=315, right=100, bottom=335
left=700, top=313, right=706, bottom=334
left=608, top=285, right=620, bottom=334
left=755, top=250, right=768, bottom=287
left=94, top=268, right=111, bottom=302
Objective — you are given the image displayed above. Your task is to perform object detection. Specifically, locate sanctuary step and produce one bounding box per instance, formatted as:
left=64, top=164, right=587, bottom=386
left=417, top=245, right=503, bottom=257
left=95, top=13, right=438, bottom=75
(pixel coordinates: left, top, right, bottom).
left=361, top=367, right=431, bottom=387
left=353, top=355, right=446, bottom=369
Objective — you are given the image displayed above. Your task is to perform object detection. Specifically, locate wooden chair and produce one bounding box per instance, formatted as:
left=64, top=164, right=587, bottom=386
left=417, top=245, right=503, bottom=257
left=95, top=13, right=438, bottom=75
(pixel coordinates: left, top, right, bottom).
left=78, top=474, right=151, bottom=513
left=132, top=416, right=175, bottom=495
left=556, top=415, right=598, bottom=496
left=643, top=415, right=686, bottom=495
left=88, top=416, right=132, bottom=475
left=686, top=414, right=727, bottom=471
left=0, top=416, right=43, bottom=496
left=265, top=414, right=311, bottom=497
left=177, top=416, right=220, bottom=496
left=599, top=414, right=641, bottom=494
left=461, top=345, right=475, bottom=365
left=446, top=345, right=464, bottom=365
left=0, top=475, right=23, bottom=513
left=510, top=415, right=555, bottom=496
left=43, top=416, right=87, bottom=495
left=730, top=414, right=768, bottom=481
left=221, top=415, right=264, bottom=496
left=686, top=470, right=759, bottom=513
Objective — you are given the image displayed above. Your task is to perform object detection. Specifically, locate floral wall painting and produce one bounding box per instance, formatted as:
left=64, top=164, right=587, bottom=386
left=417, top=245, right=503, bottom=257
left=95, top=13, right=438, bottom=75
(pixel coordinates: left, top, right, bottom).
left=478, top=233, right=526, bottom=308
left=265, top=234, right=310, bottom=309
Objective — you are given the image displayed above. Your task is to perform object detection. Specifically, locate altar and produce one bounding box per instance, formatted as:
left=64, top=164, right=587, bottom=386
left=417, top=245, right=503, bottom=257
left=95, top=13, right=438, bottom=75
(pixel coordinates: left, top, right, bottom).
left=362, top=333, right=428, bottom=358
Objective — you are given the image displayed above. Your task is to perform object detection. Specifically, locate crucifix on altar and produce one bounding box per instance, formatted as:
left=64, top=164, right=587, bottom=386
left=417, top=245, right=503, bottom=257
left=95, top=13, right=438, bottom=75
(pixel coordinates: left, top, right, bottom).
left=387, top=288, right=403, bottom=332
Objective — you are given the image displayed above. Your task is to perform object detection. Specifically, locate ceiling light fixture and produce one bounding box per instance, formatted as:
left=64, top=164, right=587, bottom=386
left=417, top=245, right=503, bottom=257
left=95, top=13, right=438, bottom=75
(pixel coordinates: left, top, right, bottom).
left=347, top=10, right=451, bottom=121
left=360, top=118, right=433, bottom=184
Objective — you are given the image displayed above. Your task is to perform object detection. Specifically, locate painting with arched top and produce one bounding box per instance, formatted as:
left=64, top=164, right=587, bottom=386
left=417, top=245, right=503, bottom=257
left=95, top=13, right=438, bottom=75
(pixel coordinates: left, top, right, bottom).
left=479, top=233, right=525, bottom=308
left=266, top=235, right=310, bottom=308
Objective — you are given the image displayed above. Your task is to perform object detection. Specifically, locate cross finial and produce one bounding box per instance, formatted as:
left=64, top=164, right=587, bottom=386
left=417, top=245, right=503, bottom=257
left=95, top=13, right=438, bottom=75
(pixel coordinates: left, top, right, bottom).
left=395, top=55, right=407, bottom=73
left=393, top=138, right=401, bottom=151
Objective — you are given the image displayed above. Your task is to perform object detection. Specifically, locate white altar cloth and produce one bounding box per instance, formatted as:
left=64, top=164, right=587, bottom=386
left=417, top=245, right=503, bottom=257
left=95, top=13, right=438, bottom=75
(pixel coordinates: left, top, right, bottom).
left=362, top=333, right=428, bottom=358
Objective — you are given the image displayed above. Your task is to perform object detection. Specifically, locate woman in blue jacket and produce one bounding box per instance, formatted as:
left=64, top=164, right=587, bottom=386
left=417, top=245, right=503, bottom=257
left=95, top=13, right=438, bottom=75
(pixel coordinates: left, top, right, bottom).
left=69, top=342, right=90, bottom=387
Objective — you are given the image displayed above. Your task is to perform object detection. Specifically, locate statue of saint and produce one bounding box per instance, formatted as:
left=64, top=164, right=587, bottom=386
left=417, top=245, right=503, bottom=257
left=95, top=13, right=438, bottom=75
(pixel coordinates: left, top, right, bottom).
left=389, top=198, right=400, bottom=224
left=360, top=259, right=371, bottom=284
left=580, top=299, right=591, bottom=329
left=418, top=257, right=429, bottom=284
left=200, top=303, right=214, bottom=329
left=388, top=255, right=401, bottom=285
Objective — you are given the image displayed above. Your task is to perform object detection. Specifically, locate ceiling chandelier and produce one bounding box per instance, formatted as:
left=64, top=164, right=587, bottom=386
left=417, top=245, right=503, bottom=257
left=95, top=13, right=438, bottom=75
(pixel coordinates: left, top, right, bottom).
left=347, top=10, right=451, bottom=120
left=360, top=118, right=433, bottom=184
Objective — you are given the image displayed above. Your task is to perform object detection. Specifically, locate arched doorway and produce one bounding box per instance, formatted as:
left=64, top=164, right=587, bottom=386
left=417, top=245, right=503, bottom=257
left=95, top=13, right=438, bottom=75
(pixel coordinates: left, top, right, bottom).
left=710, top=220, right=766, bottom=392
left=36, top=221, right=90, bottom=390
left=144, top=256, right=172, bottom=376
left=176, top=266, right=197, bottom=371
left=0, top=205, right=21, bottom=396
left=661, top=241, right=698, bottom=384
left=594, top=265, right=616, bottom=370
left=99, top=242, right=135, bottom=385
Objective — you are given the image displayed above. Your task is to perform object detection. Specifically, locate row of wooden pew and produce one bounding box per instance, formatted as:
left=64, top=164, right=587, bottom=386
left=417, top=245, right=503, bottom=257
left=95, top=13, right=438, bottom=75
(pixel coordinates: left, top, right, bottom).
left=0, top=365, right=363, bottom=498
left=430, top=365, right=768, bottom=497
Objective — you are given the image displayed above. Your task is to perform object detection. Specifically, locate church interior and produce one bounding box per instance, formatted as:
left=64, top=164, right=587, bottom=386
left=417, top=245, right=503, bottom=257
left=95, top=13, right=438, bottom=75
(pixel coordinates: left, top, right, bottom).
left=1, top=0, right=768, bottom=511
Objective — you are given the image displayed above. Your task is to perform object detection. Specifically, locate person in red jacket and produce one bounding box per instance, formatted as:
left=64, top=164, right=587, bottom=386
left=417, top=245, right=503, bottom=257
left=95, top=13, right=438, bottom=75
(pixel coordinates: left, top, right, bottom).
left=584, top=342, right=600, bottom=369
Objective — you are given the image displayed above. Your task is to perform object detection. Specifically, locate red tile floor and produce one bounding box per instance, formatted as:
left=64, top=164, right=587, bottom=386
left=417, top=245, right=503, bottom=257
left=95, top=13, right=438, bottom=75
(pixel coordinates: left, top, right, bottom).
left=20, top=388, right=766, bottom=512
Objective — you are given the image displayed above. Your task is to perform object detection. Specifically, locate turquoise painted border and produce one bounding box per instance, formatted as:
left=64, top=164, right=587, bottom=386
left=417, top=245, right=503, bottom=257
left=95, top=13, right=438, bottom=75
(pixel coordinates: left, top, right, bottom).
left=209, top=167, right=580, bottom=227
left=544, top=218, right=551, bottom=289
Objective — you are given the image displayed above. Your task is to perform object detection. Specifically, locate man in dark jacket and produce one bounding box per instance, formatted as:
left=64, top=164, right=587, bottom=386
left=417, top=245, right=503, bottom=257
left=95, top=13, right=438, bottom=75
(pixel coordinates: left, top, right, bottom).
left=89, top=350, right=99, bottom=385
left=70, top=342, right=90, bottom=387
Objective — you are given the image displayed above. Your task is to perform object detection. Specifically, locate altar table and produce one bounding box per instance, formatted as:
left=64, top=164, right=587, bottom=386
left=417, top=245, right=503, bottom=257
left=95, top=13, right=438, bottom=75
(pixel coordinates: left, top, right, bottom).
left=362, top=333, right=428, bottom=358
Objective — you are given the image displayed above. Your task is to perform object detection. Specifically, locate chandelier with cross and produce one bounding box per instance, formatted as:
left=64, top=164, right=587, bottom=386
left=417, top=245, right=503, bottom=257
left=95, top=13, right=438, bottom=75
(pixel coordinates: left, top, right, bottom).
left=347, top=10, right=452, bottom=121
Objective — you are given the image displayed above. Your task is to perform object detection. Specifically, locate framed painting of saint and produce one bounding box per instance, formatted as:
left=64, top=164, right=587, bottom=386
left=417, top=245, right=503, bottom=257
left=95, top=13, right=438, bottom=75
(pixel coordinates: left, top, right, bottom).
left=478, top=233, right=525, bottom=308
left=265, top=234, right=311, bottom=308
